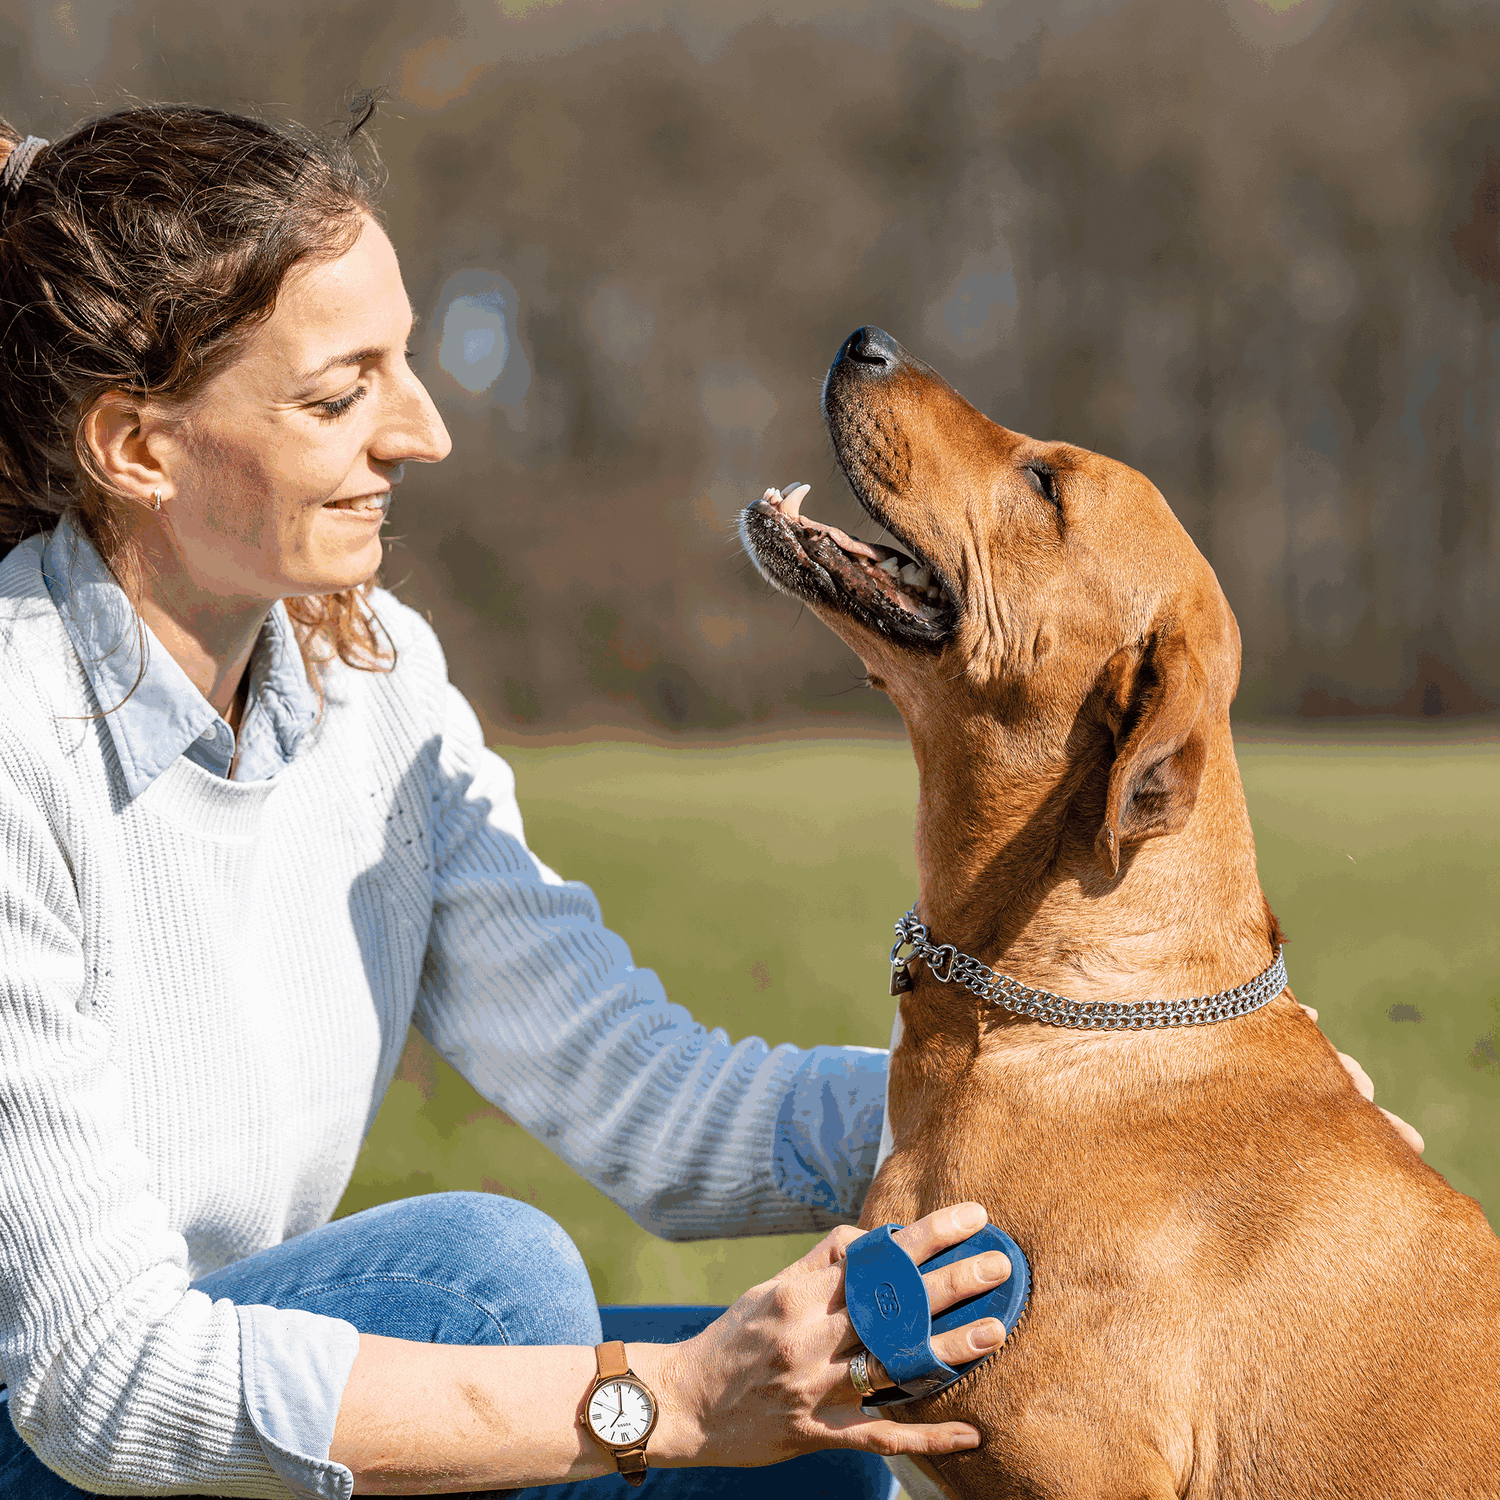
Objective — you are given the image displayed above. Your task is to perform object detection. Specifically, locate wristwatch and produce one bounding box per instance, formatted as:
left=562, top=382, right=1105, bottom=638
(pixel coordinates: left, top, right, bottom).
left=581, top=1340, right=658, bottom=1486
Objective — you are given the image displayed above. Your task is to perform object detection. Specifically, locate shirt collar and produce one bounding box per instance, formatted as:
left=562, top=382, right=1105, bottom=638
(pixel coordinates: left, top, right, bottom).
left=236, top=601, right=320, bottom=783
left=41, top=515, right=317, bottom=800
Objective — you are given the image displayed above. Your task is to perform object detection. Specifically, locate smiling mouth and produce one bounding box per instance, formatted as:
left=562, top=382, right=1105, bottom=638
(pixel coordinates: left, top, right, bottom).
left=739, top=483, right=956, bottom=646
left=324, top=492, right=391, bottom=514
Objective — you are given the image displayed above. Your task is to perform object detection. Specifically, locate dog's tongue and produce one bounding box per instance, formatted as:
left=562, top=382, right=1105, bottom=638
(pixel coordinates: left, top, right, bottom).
left=804, top=517, right=884, bottom=561
left=764, top=483, right=884, bottom=561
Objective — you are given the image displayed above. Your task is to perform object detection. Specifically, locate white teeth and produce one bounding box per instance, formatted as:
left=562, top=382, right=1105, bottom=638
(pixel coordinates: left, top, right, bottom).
left=764, top=483, right=810, bottom=520
left=898, top=562, right=924, bottom=587
left=878, top=556, right=901, bottom=576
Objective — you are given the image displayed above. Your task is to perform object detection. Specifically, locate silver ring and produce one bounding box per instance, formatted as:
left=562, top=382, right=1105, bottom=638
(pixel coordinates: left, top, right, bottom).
left=848, top=1349, right=876, bottom=1398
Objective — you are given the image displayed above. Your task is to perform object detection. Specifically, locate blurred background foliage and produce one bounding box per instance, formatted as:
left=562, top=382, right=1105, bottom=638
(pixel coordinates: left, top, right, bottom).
left=3, top=0, right=1496, bottom=1299
left=6, top=0, right=1500, bottom=731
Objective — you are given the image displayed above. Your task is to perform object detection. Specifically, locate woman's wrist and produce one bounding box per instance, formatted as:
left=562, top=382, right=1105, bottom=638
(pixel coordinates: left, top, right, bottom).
left=624, top=1340, right=707, bottom=1468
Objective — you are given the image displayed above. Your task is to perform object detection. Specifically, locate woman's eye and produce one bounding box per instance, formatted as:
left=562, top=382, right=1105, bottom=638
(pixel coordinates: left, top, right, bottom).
left=314, top=385, right=367, bottom=421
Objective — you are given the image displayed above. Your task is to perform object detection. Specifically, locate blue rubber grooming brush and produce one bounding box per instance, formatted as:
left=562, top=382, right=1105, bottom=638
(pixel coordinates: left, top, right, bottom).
left=844, top=1223, right=1031, bottom=1407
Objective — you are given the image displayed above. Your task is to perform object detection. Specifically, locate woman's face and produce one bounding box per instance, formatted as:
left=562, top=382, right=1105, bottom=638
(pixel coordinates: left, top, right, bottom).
left=155, top=214, right=451, bottom=601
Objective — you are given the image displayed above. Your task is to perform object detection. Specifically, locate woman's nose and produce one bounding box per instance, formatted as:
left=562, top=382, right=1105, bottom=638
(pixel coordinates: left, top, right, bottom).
left=375, top=369, right=452, bottom=467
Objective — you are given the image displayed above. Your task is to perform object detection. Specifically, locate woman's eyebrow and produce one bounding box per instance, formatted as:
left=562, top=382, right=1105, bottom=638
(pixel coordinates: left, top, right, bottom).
left=296, top=345, right=386, bottom=389
left=294, top=306, right=419, bottom=391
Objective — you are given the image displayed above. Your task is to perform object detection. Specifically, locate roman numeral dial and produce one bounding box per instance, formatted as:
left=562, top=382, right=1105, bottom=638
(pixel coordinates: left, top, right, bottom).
left=586, top=1378, right=654, bottom=1446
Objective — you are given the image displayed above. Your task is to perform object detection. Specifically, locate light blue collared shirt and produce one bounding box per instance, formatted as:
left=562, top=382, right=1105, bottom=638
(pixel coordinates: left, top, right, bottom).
left=41, top=517, right=317, bottom=799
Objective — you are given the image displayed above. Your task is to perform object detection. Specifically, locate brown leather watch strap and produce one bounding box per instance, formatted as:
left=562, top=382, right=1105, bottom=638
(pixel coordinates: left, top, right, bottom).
left=589, top=1341, right=653, bottom=1485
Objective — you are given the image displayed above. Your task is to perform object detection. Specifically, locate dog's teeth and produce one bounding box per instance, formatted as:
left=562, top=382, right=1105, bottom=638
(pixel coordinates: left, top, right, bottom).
left=782, top=483, right=810, bottom=518
left=899, top=562, right=924, bottom=587
left=879, top=557, right=901, bottom=577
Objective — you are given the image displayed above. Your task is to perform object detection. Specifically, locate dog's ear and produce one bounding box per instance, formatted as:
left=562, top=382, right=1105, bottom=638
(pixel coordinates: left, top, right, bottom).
left=1093, top=604, right=1228, bottom=877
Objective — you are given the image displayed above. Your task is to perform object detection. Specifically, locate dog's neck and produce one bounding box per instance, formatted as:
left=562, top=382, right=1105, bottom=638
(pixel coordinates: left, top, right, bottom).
left=903, top=709, right=1274, bottom=1012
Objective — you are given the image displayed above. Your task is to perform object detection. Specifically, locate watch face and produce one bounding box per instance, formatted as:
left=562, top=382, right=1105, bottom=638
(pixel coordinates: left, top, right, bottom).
left=587, top=1378, right=655, bottom=1447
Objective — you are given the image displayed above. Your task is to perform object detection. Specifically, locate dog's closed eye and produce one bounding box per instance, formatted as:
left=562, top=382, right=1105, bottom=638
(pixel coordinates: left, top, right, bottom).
left=1023, top=462, right=1061, bottom=511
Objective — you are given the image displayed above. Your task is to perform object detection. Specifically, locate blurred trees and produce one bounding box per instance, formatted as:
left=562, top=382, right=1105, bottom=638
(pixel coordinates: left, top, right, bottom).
left=4, top=0, right=1498, bottom=729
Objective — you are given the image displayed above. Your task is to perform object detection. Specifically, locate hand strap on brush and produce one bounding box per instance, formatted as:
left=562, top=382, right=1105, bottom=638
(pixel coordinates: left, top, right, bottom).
left=844, top=1223, right=1031, bottom=1407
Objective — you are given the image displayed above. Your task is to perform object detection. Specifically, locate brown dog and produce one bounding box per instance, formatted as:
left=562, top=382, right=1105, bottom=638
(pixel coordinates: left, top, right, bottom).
left=740, top=327, right=1500, bottom=1500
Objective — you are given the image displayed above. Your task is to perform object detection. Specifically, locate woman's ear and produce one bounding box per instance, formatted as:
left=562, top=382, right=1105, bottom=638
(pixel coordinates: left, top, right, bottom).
left=80, top=392, right=172, bottom=508
left=1093, top=593, right=1237, bottom=877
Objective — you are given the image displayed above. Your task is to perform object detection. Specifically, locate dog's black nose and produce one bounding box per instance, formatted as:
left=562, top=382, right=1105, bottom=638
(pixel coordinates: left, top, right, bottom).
left=841, top=326, right=902, bottom=370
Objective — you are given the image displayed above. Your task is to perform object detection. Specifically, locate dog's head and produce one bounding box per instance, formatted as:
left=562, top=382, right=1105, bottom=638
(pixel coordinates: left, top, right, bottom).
left=740, top=326, right=1242, bottom=877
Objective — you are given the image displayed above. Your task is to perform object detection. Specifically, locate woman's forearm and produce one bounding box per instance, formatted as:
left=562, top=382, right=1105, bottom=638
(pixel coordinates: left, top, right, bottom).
left=330, top=1334, right=697, bottom=1494
left=331, top=1334, right=603, bottom=1493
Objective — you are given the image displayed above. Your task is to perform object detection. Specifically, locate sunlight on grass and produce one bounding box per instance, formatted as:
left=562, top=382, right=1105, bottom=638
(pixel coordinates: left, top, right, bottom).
left=337, top=729, right=1499, bottom=1304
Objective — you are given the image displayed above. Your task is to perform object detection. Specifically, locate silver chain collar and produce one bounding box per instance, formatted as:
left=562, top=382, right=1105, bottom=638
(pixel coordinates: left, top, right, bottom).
left=889, top=907, right=1287, bottom=1030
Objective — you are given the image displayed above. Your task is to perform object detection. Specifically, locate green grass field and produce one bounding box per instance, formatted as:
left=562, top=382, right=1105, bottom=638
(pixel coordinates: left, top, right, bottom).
left=335, top=728, right=1500, bottom=1306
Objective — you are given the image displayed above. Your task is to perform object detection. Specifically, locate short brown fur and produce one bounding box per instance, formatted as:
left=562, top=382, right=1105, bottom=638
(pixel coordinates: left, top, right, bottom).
left=744, top=331, right=1500, bottom=1498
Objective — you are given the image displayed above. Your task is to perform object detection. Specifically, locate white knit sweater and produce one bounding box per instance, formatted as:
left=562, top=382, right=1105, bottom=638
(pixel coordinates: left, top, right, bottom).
left=0, top=532, right=884, bottom=1497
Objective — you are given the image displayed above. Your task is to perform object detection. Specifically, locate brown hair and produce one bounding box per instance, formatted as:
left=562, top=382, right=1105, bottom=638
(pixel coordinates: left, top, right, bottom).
left=0, top=102, right=394, bottom=684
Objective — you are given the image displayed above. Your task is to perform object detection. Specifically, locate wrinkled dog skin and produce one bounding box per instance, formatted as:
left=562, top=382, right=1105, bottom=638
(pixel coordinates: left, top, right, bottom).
left=741, top=328, right=1500, bottom=1500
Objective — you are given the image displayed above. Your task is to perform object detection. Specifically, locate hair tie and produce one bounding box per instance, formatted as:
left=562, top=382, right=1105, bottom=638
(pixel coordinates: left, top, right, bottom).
left=0, top=135, right=49, bottom=210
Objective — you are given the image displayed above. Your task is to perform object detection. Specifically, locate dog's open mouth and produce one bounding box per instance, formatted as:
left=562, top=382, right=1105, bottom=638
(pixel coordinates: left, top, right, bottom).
left=740, top=483, right=957, bottom=647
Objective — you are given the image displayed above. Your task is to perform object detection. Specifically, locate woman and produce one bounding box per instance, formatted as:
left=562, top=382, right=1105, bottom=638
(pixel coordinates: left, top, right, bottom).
left=0, top=105, right=1009, bottom=1498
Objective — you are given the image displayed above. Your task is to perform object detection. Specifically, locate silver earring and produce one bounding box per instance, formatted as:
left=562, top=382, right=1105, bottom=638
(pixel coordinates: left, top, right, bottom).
left=152, top=489, right=162, bottom=511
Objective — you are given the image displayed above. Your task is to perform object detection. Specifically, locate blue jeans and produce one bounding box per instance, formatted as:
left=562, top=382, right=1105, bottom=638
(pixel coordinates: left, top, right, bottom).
left=0, top=1193, right=898, bottom=1499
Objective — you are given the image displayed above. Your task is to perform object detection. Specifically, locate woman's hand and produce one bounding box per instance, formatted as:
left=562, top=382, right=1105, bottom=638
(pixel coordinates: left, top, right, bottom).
left=1301, top=1005, right=1425, bottom=1153
left=633, top=1202, right=1006, bottom=1466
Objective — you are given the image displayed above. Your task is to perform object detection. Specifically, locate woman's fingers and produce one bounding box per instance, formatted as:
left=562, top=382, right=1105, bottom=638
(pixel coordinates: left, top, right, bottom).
left=890, top=1201, right=988, bottom=1266
left=821, top=1202, right=1010, bottom=1397
left=819, top=1409, right=980, bottom=1456
left=1303, top=1023, right=1422, bottom=1155
left=1338, top=1051, right=1375, bottom=1101
left=929, top=1316, right=1007, bottom=1368
left=921, top=1247, right=1010, bottom=1315
left=820, top=1205, right=993, bottom=1287
left=1381, top=1106, right=1426, bottom=1154
left=859, top=1317, right=1006, bottom=1396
